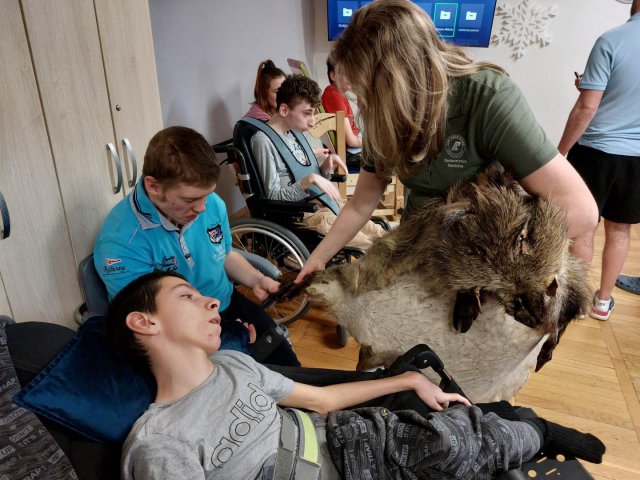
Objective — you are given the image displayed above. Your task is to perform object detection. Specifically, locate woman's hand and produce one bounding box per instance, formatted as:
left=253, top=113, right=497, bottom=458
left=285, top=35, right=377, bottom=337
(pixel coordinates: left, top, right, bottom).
left=252, top=276, right=280, bottom=301
left=295, top=254, right=327, bottom=283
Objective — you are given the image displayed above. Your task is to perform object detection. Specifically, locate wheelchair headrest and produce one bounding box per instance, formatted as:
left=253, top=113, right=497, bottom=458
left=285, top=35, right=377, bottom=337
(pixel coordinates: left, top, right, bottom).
left=233, top=119, right=268, bottom=198
left=78, top=254, right=109, bottom=316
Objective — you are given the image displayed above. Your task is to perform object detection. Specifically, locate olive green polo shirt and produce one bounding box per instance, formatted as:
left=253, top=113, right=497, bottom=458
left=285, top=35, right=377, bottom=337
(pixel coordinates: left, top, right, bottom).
left=364, top=69, right=558, bottom=213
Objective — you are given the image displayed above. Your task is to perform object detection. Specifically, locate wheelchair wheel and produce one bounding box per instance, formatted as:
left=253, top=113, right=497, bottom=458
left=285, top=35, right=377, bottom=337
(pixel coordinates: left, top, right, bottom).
left=230, top=218, right=312, bottom=325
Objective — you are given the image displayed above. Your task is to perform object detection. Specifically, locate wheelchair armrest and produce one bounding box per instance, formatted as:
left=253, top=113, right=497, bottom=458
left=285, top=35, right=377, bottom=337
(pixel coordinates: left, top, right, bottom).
left=250, top=199, right=319, bottom=217
left=371, top=216, right=391, bottom=231
left=389, top=344, right=466, bottom=397
left=232, top=248, right=281, bottom=280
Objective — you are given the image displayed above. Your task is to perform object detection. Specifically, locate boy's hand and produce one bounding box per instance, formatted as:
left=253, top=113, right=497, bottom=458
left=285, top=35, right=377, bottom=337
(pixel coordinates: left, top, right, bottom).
left=311, top=174, right=343, bottom=202
left=407, top=372, right=471, bottom=411
left=236, top=319, right=257, bottom=344
left=314, top=148, right=330, bottom=164
left=321, top=153, right=348, bottom=176
left=301, top=173, right=342, bottom=203
left=253, top=276, right=280, bottom=301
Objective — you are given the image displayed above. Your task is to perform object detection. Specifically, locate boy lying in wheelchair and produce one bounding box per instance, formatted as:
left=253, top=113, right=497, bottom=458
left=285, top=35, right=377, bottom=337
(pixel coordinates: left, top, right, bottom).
left=107, top=271, right=604, bottom=479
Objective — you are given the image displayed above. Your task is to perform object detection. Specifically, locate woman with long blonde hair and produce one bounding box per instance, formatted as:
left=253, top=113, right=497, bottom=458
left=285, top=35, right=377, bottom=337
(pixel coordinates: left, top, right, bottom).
left=297, top=0, right=597, bottom=280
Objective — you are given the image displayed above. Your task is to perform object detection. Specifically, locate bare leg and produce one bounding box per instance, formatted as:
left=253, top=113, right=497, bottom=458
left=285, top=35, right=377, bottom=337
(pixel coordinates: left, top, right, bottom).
left=599, top=220, right=631, bottom=300
left=571, top=226, right=596, bottom=318
left=570, top=225, right=595, bottom=265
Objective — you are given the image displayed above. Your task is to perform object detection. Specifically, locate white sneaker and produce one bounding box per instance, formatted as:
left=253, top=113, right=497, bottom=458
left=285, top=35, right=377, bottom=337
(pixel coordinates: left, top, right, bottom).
left=589, top=291, right=614, bottom=321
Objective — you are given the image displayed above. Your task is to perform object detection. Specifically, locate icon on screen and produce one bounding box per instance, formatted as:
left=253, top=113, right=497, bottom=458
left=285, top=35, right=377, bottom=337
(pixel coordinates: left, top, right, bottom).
left=459, top=4, right=484, bottom=28
left=342, top=7, right=353, bottom=16
left=440, top=11, right=451, bottom=20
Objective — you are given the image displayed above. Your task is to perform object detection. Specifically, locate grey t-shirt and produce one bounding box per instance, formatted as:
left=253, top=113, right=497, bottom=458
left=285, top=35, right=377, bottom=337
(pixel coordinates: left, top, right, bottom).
left=121, top=350, right=294, bottom=480
left=251, top=130, right=309, bottom=202
left=251, top=130, right=332, bottom=203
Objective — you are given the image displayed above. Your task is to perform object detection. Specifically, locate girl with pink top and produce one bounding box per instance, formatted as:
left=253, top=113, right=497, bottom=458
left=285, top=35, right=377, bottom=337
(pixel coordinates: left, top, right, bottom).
left=244, top=60, right=286, bottom=121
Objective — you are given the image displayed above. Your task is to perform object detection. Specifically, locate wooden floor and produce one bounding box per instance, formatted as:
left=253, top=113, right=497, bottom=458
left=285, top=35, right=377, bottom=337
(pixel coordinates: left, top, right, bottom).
left=287, top=223, right=640, bottom=479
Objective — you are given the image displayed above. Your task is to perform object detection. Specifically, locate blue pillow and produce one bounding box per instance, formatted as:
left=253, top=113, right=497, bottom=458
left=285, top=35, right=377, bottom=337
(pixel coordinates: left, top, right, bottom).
left=13, top=316, right=156, bottom=444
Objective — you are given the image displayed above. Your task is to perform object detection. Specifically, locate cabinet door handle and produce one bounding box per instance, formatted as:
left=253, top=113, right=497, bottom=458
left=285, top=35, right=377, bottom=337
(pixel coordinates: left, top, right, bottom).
left=121, top=137, right=138, bottom=188
left=0, top=190, right=10, bottom=240
left=106, top=143, right=123, bottom=194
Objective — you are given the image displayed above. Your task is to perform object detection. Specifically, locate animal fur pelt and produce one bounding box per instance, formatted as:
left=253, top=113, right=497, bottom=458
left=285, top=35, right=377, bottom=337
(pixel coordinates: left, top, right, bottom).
left=306, top=275, right=548, bottom=402
left=275, top=166, right=592, bottom=402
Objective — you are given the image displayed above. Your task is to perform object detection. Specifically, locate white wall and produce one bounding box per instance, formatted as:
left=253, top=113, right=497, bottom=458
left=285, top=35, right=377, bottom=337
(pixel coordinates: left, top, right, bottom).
left=149, top=0, right=631, bottom=213
left=310, top=0, right=631, bottom=143
left=464, top=0, right=631, bottom=144
left=149, top=0, right=315, bottom=212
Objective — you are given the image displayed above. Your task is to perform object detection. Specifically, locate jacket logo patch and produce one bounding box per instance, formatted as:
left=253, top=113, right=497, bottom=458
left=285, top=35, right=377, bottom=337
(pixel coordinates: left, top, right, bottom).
left=105, top=258, right=121, bottom=265
left=207, top=225, right=223, bottom=244
left=445, top=134, right=466, bottom=159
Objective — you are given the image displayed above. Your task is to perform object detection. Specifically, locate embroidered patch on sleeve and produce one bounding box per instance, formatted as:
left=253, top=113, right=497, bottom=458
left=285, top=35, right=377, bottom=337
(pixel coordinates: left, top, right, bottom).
left=102, top=258, right=127, bottom=275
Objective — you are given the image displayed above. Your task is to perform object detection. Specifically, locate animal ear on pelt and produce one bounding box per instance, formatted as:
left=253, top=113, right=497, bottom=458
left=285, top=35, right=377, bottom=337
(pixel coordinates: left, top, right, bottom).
left=545, top=276, right=559, bottom=298
left=440, top=201, right=471, bottom=229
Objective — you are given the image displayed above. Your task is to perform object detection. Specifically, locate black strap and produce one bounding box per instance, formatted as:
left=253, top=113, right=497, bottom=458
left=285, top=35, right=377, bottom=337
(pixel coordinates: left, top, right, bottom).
left=239, top=117, right=341, bottom=216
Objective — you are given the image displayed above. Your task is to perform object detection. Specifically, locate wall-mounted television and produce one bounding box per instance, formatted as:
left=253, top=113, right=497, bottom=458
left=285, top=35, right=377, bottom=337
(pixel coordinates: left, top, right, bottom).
left=327, top=1, right=497, bottom=47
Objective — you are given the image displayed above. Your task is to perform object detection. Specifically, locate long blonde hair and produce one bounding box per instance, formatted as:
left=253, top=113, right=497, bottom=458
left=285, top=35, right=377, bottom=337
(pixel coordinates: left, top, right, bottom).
left=331, top=0, right=506, bottom=176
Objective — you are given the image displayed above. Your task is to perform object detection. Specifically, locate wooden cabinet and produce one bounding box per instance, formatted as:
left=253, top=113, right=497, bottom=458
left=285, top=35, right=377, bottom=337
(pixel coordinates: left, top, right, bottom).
left=0, top=0, right=83, bottom=326
left=0, top=0, right=162, bottom=327
left=95, top=0, right=164, bottom=196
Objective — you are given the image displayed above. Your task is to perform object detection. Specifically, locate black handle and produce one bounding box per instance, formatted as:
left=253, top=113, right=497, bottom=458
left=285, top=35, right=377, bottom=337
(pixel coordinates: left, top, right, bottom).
left=0, top=191, right=10, bottom=240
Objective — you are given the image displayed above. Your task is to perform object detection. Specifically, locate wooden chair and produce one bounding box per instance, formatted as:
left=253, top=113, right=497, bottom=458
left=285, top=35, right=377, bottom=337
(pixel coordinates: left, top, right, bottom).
left=308, top=111, right=404, bottom=221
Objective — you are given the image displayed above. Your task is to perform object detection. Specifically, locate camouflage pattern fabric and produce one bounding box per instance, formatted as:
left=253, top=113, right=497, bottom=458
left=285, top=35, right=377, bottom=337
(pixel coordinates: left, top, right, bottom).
left=0, top=316, right=77, bottom=480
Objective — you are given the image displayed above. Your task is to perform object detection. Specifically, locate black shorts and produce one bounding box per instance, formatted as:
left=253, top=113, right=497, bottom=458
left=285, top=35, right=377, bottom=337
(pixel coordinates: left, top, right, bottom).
left=568, top=143, right=640, bottom=224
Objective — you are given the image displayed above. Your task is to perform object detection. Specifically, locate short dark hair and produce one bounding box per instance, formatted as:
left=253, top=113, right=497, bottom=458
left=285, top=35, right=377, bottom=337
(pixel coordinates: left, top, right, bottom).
left=142, top=126, right=220, bottom=189
left=275, top=74, right=321, bottom=110
left=254, top=59, right=286, bottom=115
left=105, top=270, right=187, bottom=372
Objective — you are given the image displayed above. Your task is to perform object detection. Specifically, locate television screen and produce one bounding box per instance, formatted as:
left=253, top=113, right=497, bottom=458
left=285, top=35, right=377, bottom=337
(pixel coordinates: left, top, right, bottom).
left=327, top=1, right=497, bottom=47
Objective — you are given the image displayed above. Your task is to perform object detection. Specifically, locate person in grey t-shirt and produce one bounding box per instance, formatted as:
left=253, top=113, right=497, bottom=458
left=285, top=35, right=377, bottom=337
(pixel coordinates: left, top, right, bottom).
left=250, top=74, right=386, bottom=252
left=105, top=271, right=605, bottom=479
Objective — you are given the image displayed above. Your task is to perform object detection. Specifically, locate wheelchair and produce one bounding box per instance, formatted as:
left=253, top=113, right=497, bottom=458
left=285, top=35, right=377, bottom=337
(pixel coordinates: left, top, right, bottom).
left=5, top=320, right=594, bottom=479
left=213, top=119, right=389, bottom=339
left=267, top=343, right=596, bottom=479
